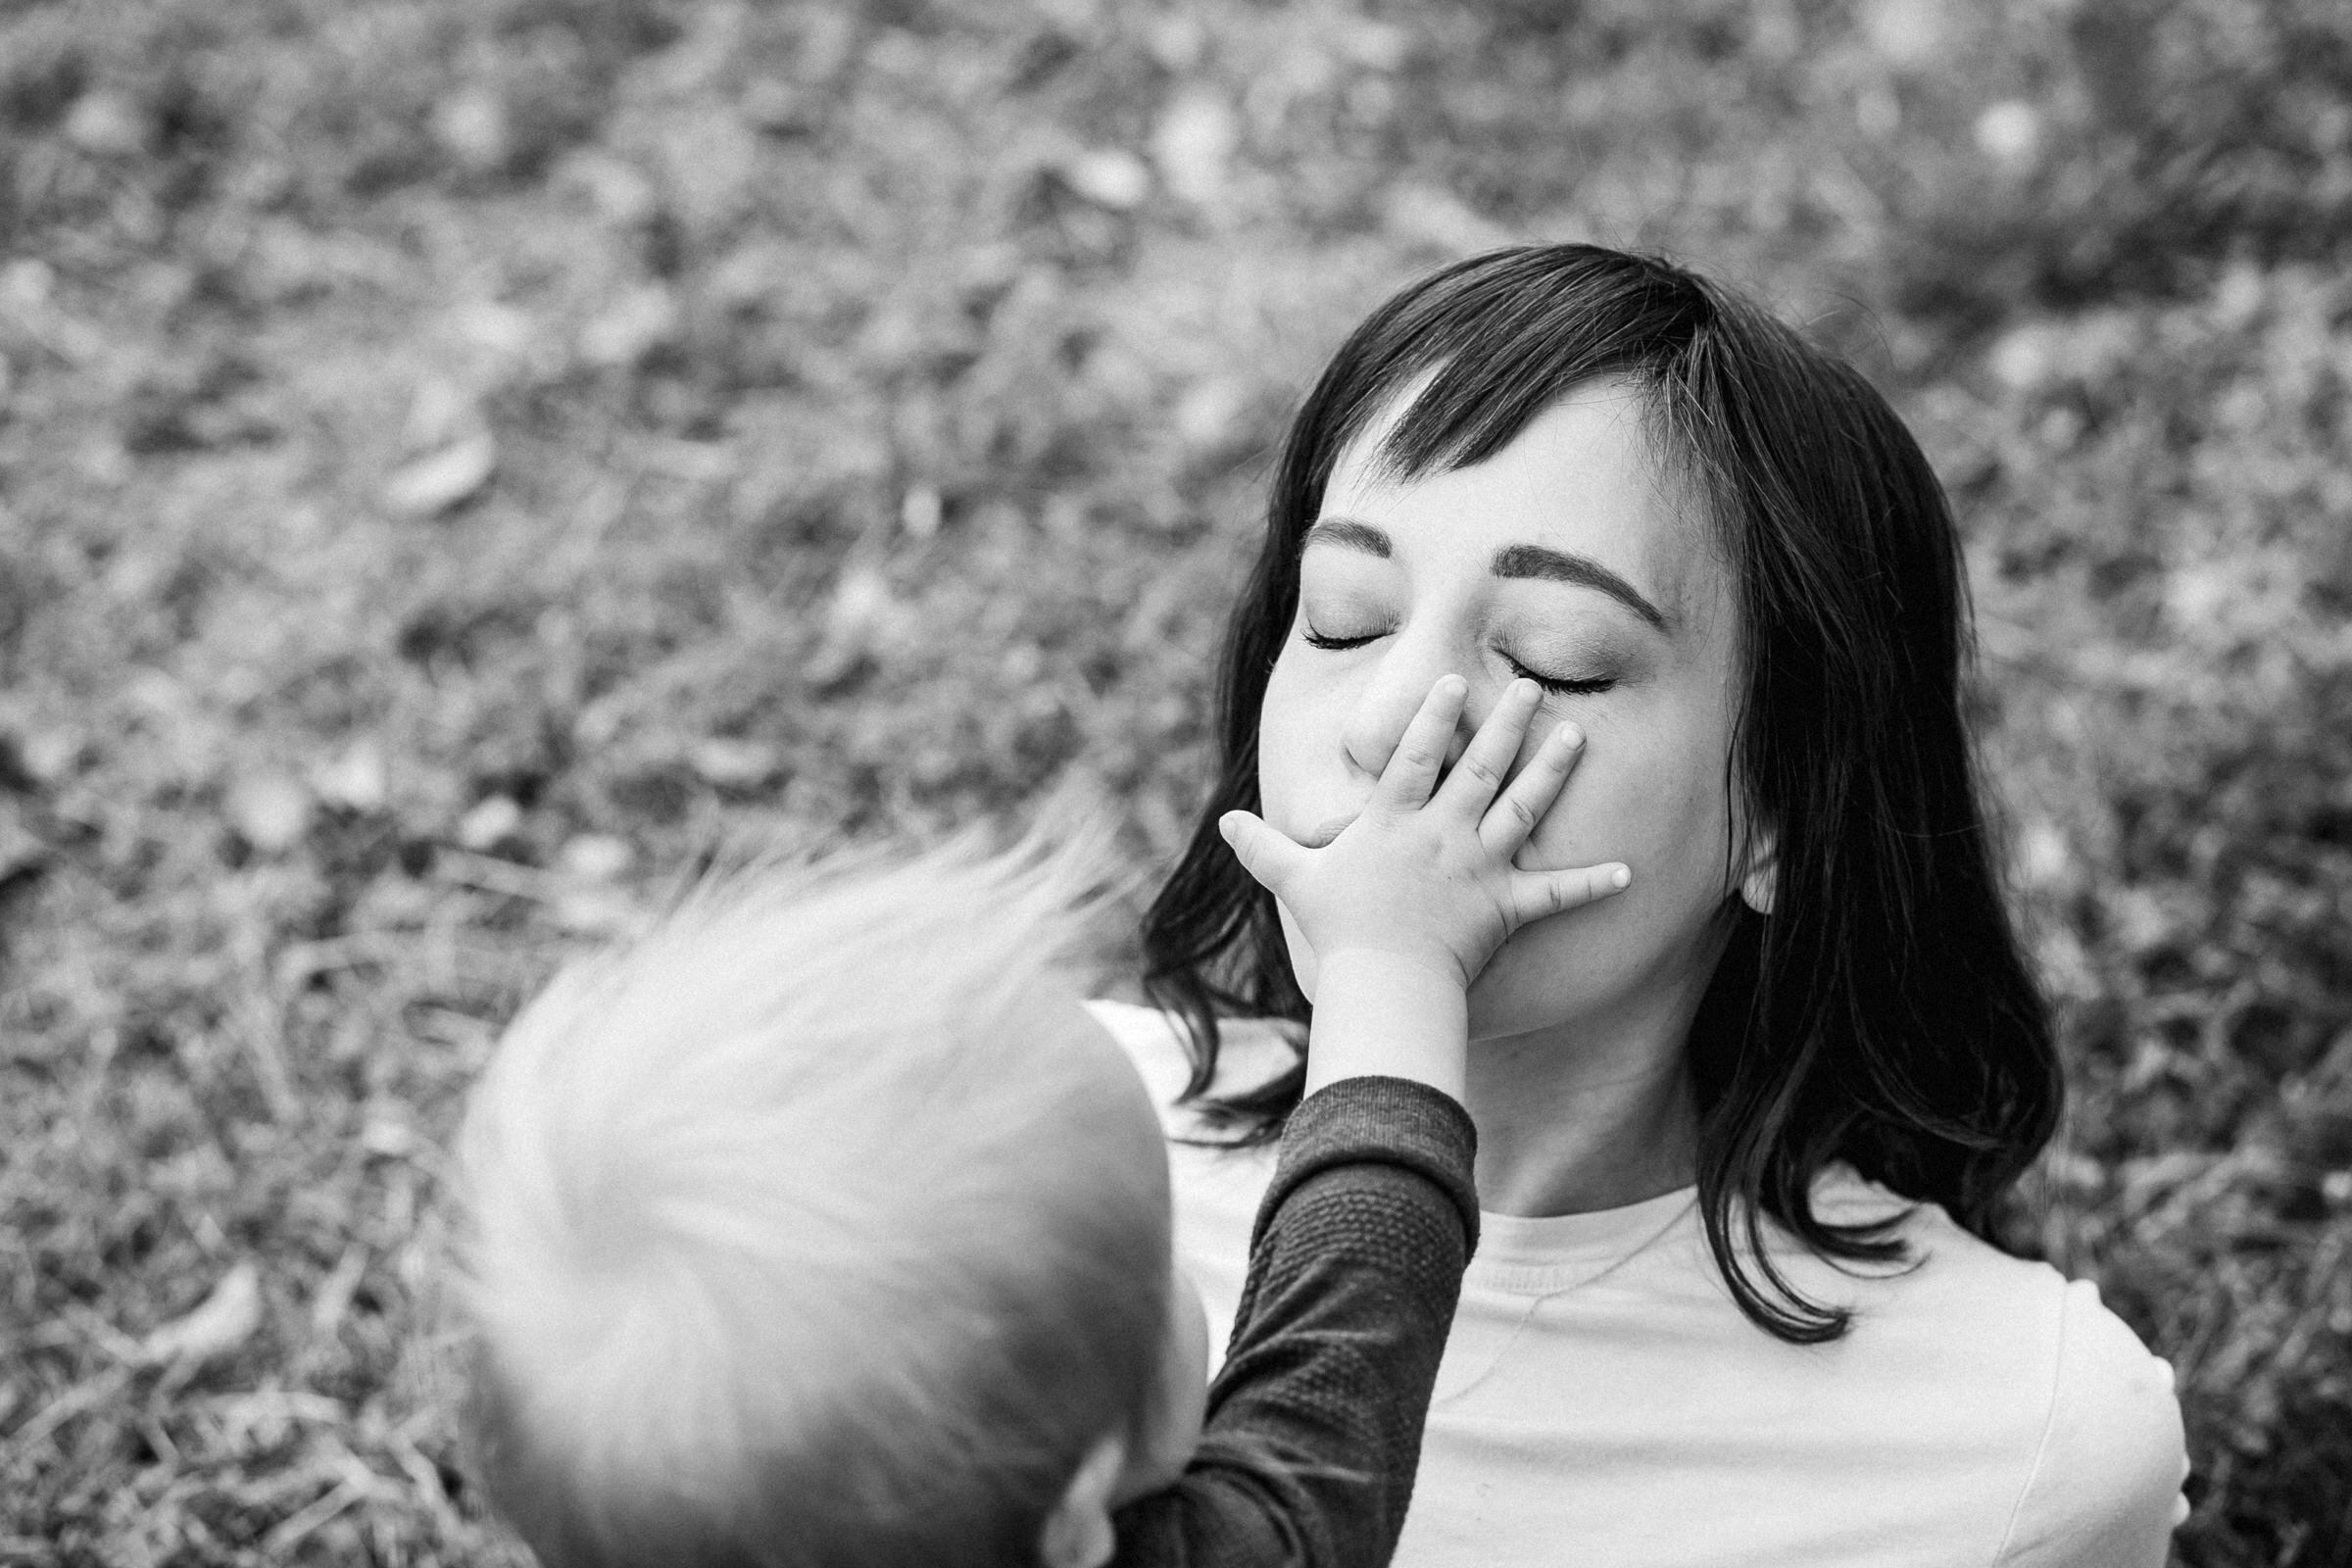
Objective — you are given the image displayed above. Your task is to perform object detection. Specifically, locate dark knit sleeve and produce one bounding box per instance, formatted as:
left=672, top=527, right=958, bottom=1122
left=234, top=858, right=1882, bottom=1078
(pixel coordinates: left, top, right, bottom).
left=1109, top=1075, right=1479, bottom=1568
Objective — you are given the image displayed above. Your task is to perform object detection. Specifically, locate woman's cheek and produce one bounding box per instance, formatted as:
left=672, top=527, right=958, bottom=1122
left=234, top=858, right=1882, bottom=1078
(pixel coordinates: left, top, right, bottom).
left=1254, top=655, right=1341, bottom=840
left=1254, top=659, right=1303, bottom=803
left=1253, top=661, right=1326, bottom=997
left=1513, top=720, right=1633, bottom=872
left=1254, top=723, right=1315, bottom=845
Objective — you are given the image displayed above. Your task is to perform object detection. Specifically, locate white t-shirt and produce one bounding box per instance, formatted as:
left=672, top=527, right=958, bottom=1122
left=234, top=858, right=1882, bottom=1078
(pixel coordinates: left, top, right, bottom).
left=1092, top=1000, right=2190, bottom=1568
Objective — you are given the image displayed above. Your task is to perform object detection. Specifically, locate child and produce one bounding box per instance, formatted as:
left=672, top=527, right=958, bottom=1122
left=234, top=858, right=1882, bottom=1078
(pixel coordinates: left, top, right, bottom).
left=450, top=674, right=1627, bottom=1568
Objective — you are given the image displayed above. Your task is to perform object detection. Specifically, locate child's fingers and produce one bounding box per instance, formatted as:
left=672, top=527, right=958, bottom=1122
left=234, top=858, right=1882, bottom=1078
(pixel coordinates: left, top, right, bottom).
left=1507, top=861, right=1633, bottom=929
left=1372, top=675, right=1468, bottom=811
left=1434, top=678, right=1543, bottom=820
left=1480, top=720, right=1586, bottom=857
left=1218, top=809, right=1309, bottom=897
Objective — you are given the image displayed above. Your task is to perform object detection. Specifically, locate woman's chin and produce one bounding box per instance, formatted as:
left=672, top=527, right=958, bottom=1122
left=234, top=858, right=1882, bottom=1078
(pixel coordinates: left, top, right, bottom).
left=1470, top=907, right=1669, bottom=1043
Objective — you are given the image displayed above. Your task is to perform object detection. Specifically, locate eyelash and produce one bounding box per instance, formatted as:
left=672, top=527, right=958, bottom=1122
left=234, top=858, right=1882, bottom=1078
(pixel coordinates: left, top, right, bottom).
left=1504, top=656, right=1616, bottom=699
left=1300, top=626, right=1616, bottom=698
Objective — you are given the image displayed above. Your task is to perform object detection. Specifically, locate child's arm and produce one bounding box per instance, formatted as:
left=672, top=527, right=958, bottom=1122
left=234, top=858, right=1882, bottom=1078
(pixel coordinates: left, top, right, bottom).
left=1109, top=676, right=1628, bottom=1567
left=1104, top=1073, right=1477, bottom=1567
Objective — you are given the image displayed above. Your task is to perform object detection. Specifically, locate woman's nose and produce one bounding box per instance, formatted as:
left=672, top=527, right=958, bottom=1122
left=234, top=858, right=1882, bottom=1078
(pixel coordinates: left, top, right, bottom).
left=1342, top=648, right=1475, bottom=782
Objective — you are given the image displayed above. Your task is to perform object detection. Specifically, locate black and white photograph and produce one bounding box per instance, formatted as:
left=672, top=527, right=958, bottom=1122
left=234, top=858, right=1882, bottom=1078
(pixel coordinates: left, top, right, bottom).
left=1, top=1, right=2346, bottom=1564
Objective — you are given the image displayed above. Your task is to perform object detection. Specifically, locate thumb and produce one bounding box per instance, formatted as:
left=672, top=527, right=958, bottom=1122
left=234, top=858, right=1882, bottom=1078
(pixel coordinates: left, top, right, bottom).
left=1217, top=809, right=1307, bottom=897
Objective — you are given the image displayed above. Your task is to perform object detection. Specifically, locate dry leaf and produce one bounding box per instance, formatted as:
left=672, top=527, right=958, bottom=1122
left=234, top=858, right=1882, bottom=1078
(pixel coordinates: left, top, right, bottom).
left=1974, top=102, right=2042, bottom=171
left=1060, top=148, right=1151, bottom=211
left=431, top=87, right=510, bottom=173
left=899, top=484, right=943, bottom=539
left=456, top=795, right=523, bottom=851
left=383, top=430, right=497, bottom=517
left=1152, top=92, right=1235, bottom=207
left=558, top=833, right=633, bottom=883
left=64, top=92, right=149, bottom=158
left=141, top=1262, right=264, bottom=1369
left=689, top=737, right=779, bottom=788
left=226, top=772, right=315, bottom=854
left=806, top=564, right=904, bottom=685
left=309, top=739, right=388, bottom=813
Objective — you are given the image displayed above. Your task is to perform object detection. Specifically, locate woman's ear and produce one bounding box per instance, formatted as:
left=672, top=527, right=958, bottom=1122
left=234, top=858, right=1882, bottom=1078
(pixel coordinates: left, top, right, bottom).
left=1037, top=1432, right=1127, bottom=1568
left=1739, top=821, right=1779, bottom=916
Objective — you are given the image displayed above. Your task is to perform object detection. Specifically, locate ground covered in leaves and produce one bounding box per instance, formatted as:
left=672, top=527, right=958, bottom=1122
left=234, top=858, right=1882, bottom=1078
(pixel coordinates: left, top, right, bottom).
left=1, top=0, right=2348, bottom=1563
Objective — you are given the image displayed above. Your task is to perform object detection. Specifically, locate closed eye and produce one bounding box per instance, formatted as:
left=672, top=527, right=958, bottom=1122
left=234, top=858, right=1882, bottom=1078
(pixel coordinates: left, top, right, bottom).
left=1301, top=624, right=1386, bottom=651
left=1304, top=618, right=1614, bottom=697
left=1502, top=653, right=1616, bottom=698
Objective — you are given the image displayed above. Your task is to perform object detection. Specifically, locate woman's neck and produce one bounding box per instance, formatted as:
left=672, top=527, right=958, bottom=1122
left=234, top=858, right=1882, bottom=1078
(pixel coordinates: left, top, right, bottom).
left=1462, top=1006, right=1701, bottom=1218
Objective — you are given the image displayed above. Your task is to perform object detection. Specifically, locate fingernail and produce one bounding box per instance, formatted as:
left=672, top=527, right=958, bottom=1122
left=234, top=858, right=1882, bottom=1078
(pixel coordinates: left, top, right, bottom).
left=1610, top=865, right=1632, bottom=889
left=1557, top=723, right=1585, bottom=749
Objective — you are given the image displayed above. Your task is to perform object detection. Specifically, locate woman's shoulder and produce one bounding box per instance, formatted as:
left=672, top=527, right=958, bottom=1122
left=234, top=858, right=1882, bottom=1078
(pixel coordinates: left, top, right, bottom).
left=1996, top=1272, right=2191, bottom=1563
left=1802, top=1172, right=2189, bottom=1561
left=1806, top=1168, right=2174, bottom=1387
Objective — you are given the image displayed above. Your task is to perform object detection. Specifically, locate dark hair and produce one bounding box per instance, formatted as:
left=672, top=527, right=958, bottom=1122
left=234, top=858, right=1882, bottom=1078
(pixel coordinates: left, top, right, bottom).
left=1141, top=245, right=2063, bottom=1344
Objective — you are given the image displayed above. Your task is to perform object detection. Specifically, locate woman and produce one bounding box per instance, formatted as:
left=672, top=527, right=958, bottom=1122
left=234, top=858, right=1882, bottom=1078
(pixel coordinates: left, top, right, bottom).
left=1098, top=246, right=2187, bottom=1565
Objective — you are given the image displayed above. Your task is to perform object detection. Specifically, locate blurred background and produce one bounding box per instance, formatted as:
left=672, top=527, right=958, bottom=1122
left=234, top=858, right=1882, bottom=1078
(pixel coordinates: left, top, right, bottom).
left=0, top=0, right=2347, bottom=1561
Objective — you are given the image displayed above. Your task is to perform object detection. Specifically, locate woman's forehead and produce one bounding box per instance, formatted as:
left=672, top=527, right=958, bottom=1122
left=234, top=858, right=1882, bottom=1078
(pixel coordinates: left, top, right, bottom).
left=1318, top=380, right=1722, bottom=630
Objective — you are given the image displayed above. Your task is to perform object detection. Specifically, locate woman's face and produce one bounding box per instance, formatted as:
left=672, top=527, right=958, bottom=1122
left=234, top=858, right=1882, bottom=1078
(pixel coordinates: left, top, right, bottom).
left=1256, top=379, right=1756, bottom=1044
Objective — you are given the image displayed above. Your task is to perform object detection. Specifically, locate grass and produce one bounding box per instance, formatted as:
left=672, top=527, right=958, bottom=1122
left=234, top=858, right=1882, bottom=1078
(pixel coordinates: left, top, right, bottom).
left=1, top=0, right=2348, bottom=1561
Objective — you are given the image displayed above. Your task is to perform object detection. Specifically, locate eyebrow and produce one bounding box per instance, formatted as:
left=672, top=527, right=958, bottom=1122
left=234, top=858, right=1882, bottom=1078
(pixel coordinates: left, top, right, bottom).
left=1301, top=516, right=1391, bottom=558
left=1304, top=517, right=1671, bottom=633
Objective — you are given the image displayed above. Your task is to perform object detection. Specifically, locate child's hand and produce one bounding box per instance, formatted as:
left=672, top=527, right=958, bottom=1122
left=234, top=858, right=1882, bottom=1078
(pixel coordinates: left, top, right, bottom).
left=1218, top=674, right=1630, bottom=992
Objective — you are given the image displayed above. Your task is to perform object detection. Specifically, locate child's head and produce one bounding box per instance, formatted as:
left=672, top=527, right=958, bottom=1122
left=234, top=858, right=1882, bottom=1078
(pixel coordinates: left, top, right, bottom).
left=1145, top=243, right=2058, bottom=1339
left=454, top=838, right=1206, bottom=1568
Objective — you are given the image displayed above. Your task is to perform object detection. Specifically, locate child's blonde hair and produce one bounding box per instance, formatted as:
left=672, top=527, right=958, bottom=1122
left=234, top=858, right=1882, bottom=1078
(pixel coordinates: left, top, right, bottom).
left=452, top=833, right=1171, bottom=1568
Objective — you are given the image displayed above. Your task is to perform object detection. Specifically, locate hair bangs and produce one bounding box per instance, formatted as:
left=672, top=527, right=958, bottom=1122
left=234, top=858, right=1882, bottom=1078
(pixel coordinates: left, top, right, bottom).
left=1306, top=254, right=1716, bottom=509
